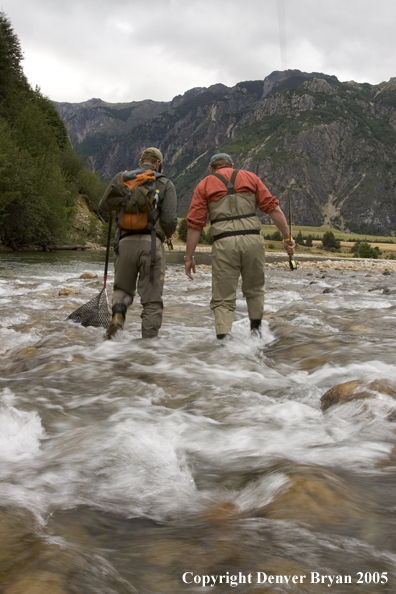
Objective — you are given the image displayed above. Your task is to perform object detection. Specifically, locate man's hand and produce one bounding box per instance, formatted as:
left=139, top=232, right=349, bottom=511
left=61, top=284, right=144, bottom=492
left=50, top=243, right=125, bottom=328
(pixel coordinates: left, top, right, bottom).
left=184, top=227, right=201, bottom=280
left=283, top=238, right=296, bottom=256
left=185, top=258, right=196, bottom=280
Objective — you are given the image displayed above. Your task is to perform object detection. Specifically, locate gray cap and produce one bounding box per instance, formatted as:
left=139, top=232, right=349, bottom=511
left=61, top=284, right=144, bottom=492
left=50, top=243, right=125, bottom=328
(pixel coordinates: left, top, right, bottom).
left=209, top=152, right=232, bottom=164
left=140, top=147, right=163, bottom=162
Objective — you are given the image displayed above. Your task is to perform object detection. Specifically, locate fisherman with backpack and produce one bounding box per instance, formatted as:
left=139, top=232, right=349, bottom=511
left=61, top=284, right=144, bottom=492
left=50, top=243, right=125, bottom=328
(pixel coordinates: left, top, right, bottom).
left=184, top=153, right=295, bottom=339
left=99, top=147, right=177, bottom=339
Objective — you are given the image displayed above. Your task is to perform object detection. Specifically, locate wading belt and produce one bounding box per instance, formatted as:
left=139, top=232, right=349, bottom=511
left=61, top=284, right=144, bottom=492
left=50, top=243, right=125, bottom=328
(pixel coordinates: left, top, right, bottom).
left=211, top=169, right=258, bottom=242
left=213, top=229, right=260, bottom=242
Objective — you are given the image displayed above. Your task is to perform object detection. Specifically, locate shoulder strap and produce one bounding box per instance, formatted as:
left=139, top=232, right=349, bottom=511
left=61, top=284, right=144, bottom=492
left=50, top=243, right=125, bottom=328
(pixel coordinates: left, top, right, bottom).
left=212, top=169, right=239, bottom=195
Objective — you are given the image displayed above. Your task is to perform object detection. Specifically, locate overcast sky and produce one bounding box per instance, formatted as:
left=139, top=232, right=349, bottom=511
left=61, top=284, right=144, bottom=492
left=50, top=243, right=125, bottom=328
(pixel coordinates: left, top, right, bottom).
left=1, top=0, right=396, bottom=104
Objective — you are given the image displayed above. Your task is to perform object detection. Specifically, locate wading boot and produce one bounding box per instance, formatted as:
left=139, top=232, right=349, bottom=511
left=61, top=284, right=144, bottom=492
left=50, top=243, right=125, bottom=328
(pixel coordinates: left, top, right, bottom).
left=250, top=319, right=262, bottom=337
left=105, top=304, right=127, bottom=340
left=217, top=333, right=231, bottom=341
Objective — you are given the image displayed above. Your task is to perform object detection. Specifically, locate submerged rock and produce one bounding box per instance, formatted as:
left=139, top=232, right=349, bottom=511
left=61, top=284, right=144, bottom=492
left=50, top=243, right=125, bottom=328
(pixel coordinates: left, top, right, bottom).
left=58, top=287, right=79, bottom=296
left=79, top=272, right=98, bottom=279
left=259, top=466, right=368, bottom=530
left=4, top=571, right=66, bottom=594
left=321, top=379, right=396, bottom=411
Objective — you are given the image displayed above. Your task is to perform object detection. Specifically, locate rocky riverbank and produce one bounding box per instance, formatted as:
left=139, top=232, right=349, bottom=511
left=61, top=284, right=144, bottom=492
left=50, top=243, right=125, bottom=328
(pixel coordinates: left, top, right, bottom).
left=266, top=257, right=396, bottom=272
left=172, top=244, right=396, bottom=272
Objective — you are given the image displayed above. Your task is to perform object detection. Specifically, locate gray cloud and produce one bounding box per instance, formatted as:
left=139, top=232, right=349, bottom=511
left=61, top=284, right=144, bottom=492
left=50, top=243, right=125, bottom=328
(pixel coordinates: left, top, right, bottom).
left=2, top=0, right=396, bottom=103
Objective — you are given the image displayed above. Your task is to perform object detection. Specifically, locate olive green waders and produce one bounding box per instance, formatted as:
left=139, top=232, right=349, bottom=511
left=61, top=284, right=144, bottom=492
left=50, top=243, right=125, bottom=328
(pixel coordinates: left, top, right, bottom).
left=112, top=234, right=166, bottom=338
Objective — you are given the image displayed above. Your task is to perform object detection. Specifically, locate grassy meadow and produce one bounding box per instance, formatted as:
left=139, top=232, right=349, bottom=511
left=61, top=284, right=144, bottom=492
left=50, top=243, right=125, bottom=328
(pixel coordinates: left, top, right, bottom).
left=173, top=221, right=396, bottom=258
left=259, top=224, right=396, bottom=258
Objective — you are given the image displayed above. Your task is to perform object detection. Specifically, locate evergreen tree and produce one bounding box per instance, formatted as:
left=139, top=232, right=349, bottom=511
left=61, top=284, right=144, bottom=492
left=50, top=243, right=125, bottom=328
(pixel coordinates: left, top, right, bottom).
left=0, top=13, right=27, bottom=99
left=322, top=231, right=340, bottom=250
left=0, top=12, right=106, bottom=248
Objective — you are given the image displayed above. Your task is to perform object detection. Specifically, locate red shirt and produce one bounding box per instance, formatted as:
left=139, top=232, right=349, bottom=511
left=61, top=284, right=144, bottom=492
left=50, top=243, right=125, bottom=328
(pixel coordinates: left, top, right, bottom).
left=187, top=167, right=279, bottom=231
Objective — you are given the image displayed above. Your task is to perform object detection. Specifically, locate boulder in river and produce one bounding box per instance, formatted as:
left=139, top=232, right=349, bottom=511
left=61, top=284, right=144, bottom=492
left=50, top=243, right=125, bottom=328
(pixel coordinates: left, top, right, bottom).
left=321, top=379, right=396, bottom=411
left=79, top=272, right=98, bottom=279
left=58, top=287, right=79, bottom=296
left=259, top=466, right=367, bottom=530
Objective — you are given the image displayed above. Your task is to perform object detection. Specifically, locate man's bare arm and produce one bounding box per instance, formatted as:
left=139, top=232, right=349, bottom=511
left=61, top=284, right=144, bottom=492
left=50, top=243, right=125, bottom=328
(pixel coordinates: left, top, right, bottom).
left=184, top=228, right=201, bottom=280
left=268, top=206, right=295, bottom=256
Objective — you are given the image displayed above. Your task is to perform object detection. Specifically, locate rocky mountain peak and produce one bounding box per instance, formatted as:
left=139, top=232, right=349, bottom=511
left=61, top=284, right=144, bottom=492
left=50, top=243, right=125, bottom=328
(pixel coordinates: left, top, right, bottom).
left=54, top=70, right=396, bottom=234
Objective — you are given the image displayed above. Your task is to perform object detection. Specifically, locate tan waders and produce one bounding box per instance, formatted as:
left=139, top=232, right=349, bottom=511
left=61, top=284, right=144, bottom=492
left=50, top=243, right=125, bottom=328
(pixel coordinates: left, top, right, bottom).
left=207, top=170, right=265, bottom=338
left=211, top=233, right=265, bottom=336
left=107, top=234, right=166, bottom=339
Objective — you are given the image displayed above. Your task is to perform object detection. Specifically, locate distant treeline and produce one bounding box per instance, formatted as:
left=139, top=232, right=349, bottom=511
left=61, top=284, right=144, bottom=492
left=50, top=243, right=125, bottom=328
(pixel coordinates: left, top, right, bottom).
left=0, top=12, right=107, bottom=249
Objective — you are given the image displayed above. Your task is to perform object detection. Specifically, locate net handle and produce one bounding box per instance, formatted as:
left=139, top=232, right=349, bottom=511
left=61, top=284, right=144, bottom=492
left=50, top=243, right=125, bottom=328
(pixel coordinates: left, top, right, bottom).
left=104, top=213, right=113, bottom=289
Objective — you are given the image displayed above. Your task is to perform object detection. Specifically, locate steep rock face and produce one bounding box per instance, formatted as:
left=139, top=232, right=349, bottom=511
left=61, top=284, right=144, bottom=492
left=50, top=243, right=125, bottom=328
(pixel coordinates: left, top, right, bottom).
left=261, top=69, right=339, bottom=98
left=54, top=71, right=396, bottom=232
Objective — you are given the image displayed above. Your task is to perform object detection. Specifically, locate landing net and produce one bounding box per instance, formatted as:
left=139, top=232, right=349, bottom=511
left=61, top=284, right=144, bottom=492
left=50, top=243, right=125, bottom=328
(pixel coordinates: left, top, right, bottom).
left=67, top=287, right=111, bottom=328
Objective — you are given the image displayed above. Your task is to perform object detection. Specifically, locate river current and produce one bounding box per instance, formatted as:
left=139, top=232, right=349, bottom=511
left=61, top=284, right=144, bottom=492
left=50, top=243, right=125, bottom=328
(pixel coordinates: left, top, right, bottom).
left=1, top=251, right=396, bottom=594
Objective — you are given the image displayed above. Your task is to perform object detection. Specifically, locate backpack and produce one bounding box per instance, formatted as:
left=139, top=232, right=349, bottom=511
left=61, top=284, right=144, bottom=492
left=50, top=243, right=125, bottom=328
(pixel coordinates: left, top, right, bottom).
left=119, top=168, right=161, bottom=231
left=110, top=168, right=164, bottom=281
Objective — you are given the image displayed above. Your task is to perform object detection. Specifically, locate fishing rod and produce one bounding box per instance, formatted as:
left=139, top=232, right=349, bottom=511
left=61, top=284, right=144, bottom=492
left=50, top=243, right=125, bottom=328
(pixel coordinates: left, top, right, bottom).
left=287, top=181, right=297, bottom=270
left=278, top=0, right=297, bottom=271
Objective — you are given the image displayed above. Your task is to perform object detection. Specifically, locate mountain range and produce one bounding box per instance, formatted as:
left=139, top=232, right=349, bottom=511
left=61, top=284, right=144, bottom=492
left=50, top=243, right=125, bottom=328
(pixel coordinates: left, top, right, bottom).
left=54, top=69, right=396, bottom=234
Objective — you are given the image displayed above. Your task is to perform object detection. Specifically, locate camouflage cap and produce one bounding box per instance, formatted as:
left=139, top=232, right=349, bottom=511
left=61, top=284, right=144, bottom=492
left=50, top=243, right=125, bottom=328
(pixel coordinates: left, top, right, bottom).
left=140, top=147, right=163, bottom=162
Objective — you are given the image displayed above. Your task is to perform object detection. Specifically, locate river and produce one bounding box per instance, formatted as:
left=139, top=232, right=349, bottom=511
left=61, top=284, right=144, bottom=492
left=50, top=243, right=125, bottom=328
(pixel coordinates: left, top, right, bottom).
left=1, top=251, right=396, bottom=593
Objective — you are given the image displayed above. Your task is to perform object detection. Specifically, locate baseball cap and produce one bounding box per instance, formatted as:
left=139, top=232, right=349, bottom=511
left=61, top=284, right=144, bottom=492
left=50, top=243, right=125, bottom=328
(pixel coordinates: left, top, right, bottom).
left=209, top=152, right=232, bottom=164
left=140, top=147, right=163, bottom=162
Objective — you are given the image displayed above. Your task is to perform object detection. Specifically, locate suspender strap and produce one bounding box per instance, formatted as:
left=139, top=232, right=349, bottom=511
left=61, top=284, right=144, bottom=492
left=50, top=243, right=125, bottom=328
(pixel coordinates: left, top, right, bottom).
left=211, top=169, right=256, bottom=223
left=213, top=229, right=260, bottom=242
left=214, top=212, right=257, bottom=223
left=114, top=198, right=128, bottom=254
left=212, top=169, right=239, bottom=195
left=150, top=229, right=156, bottom=283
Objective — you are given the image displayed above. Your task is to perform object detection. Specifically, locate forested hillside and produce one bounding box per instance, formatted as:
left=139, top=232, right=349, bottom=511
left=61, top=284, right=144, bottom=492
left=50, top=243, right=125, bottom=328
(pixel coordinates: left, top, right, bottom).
left=56, top=71, right=396, bottom=235
left=0, top=12, right=106, bottom=249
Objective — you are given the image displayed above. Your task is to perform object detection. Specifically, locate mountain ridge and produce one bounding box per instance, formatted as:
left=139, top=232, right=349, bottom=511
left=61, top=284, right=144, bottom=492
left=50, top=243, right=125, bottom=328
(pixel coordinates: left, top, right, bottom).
left=54, top=70, right=396, bottom=234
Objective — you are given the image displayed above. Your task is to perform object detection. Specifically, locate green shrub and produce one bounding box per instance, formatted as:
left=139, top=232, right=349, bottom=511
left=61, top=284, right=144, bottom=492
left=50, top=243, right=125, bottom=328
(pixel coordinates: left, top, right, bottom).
left=271, top=230, right=283, bottom=241
left=351, top=240, right=380, bottom=258
left=322, top=231, right=340, bottom=250
left=177, top=218, right=188, bottom=242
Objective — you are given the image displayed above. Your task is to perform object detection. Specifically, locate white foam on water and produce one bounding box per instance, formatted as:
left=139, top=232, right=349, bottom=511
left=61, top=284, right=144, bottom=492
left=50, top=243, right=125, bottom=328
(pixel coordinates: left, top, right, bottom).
left=289, top=314, right=340, bottom=333
left=0, top=388, right=45, bottom=466
left=0, top=327, right=40, bottom=355
left=1, top=256, right=396, bottom=531
left=27, top=405, right=203, bottom=520
left=323, top=297, right=394, bottom=310
left=0, top=312, right=29, bottom=327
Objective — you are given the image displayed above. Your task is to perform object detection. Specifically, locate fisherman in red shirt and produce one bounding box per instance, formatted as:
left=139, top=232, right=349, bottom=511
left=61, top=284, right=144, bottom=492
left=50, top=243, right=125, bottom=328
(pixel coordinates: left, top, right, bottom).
left=184, top=153, right=295, bottom=339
